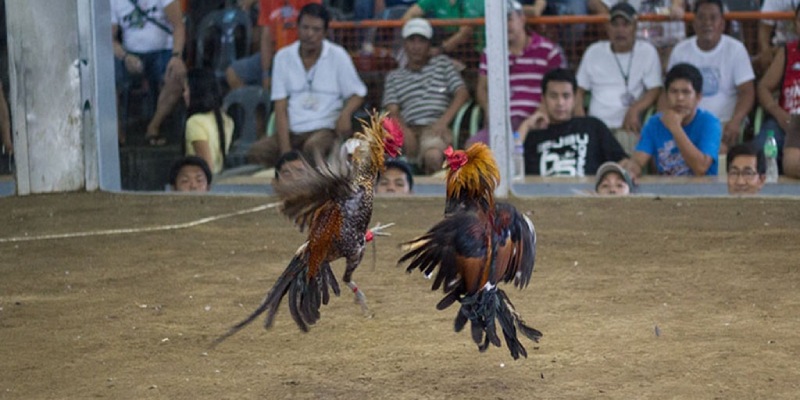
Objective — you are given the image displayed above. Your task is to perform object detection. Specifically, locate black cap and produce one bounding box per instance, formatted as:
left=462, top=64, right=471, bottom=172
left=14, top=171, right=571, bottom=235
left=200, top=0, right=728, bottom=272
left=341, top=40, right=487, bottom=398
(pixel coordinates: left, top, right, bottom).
left=609, top=2, right=637, bottom=21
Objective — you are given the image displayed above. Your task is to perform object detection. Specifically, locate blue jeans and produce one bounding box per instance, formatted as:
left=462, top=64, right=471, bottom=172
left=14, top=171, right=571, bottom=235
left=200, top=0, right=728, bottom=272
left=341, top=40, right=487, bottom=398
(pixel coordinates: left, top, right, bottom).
left=756, top=117, right=786, bottom=174
left=114, top=49, right=171, bottom=92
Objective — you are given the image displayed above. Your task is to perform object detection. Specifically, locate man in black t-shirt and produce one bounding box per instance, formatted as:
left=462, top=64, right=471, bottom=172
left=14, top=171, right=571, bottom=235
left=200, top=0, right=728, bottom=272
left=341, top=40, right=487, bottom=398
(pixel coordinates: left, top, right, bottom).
left=523, top=68, right=630, bottom=176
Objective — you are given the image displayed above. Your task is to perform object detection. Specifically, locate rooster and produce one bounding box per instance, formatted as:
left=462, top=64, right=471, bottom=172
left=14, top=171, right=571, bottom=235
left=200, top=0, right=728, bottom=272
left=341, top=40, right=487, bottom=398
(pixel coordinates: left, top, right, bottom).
left=215, top=113, right=403, bottom=344
left=398, top=143, right=541, bottom=359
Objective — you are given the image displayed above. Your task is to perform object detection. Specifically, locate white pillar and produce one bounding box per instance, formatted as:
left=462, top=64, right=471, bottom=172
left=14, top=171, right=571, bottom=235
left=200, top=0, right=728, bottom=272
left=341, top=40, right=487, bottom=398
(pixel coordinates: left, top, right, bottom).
left=484, top=0, right=512, bottom=197
left=6, top=0, right=119, bottom=195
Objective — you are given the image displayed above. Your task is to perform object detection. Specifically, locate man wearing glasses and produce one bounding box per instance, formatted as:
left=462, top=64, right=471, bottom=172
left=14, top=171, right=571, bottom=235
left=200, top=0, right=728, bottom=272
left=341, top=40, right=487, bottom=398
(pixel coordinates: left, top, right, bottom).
left=726, top=142, right=766, bottom=195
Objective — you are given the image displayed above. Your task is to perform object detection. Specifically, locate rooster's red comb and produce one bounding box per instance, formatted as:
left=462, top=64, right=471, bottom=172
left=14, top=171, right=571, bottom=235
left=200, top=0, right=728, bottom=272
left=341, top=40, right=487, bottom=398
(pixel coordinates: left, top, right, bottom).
left=382, top=117, right=404, bottom=158
left=444, top=146, right=468, bottom=171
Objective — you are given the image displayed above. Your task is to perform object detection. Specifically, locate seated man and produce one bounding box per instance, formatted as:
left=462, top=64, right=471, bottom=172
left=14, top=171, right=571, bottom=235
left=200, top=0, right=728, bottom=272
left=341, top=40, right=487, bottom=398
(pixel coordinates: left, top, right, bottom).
left=382, top=18, right=470, bottom=174
left=755, top=3, right=800, bottom=173
left=758, top=0, right=800, bottom=73
left=523, top=68, right=630, bottom=176
left=468, top=0, right=564, bottom=147
left=629, top=63, right=722, bottom=177
left=598, top=0, right=687, bottom=70
left=376, top=158, right=414, bottom=195
left=402, top=0, right=484, bottom=57
left=575, top=2, right=662, bottom=155
left=726, top=142, right=766, bottom=195
left=169, top=156, right=212, bottom=192
left=667, top=0, right=755, bottom=154
left=225, top=0, right=321, bottom=90
left=784, top=114, right=800, bottom=178
left=112, top=0, right=186, bottom=145
left=273, top=150, right=308, bottom=183
left=246, top=3, right=367, bottom=168
left=595, top=161, right=634, bottom=196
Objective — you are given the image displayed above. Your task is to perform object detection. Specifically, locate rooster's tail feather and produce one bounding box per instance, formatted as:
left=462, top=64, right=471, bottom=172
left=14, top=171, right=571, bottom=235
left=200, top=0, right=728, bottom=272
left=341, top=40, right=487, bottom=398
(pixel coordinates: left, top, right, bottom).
left=451, top=287, right=542, bottom=360
left=213, top=250, right=340, bottom=346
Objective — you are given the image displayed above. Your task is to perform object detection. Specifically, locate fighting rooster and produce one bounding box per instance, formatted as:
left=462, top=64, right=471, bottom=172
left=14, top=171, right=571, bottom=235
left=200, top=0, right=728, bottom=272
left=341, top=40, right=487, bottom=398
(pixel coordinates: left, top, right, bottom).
left=215, top=113, right=403, bottom=344
left=398, top=143, right=541, bottom=359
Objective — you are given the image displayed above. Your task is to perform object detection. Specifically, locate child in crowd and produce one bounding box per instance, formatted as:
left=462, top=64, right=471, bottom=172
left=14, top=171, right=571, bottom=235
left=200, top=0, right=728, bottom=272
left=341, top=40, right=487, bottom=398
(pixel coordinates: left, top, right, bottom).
left=376, top=158, right=414, bottom=195
left=595, top=161, right=634, bottom=195
left=184, top=68, right=234, bottom=175
left=169, top=156, right=212, bottom=192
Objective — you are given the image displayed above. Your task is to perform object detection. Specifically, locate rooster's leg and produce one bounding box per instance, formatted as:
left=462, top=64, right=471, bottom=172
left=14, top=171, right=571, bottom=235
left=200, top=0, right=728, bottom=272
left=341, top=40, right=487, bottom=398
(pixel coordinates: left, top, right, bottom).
left=343, top=254, right=372, bottom=318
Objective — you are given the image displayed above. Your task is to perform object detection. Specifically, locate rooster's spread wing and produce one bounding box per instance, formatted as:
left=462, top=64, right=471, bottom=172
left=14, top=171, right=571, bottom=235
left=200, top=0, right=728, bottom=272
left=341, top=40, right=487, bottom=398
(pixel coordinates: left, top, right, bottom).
left=492, top=202, right=537, bottom=289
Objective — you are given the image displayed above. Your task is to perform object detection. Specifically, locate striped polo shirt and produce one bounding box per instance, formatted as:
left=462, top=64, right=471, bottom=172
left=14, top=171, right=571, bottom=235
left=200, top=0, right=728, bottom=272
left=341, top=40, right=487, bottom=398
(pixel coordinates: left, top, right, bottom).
left=480, top=33, right=565, bottom=121
left=382, top=54, right=465, bottom=126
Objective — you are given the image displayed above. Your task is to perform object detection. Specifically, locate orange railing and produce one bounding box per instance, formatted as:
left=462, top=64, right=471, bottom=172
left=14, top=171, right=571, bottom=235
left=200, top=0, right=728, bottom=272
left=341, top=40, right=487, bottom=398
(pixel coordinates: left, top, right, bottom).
left=326, top=11, right=793, bottom=111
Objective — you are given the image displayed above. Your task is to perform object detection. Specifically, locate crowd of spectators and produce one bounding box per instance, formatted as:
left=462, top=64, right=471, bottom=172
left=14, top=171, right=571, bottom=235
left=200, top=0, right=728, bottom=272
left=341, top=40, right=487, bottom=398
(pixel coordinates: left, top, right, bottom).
left=103, top=0, right=800, bottom=196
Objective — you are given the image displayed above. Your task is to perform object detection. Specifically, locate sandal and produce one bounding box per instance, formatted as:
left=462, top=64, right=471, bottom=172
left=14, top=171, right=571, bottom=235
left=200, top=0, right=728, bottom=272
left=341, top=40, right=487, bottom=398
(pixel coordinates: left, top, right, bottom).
left=146, top=136, right=167, bottom=147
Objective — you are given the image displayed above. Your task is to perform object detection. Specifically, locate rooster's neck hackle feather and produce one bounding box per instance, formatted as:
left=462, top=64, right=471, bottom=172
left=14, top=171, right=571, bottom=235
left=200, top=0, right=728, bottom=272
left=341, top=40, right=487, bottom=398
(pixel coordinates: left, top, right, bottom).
left=351, top=112, right=404, bottom=187
left=445, top=143, right=500, bottom=212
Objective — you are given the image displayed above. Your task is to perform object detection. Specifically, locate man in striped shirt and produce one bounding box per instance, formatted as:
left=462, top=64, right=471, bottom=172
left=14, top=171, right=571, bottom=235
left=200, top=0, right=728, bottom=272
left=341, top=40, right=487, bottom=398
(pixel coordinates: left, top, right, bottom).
left=468, top=0, right=565, bottom=147
left=383, top=18, right=471, bottom=175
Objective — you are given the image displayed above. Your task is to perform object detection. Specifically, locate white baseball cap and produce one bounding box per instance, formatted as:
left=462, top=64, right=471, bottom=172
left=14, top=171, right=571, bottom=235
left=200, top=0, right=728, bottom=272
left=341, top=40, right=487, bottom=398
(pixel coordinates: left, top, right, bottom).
left=402, top=18, right=433, bottom=40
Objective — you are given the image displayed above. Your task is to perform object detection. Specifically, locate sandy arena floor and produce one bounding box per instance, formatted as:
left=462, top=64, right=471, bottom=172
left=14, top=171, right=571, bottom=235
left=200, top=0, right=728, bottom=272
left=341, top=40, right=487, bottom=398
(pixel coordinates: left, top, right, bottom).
left=1, top=192, right=799, bottom=399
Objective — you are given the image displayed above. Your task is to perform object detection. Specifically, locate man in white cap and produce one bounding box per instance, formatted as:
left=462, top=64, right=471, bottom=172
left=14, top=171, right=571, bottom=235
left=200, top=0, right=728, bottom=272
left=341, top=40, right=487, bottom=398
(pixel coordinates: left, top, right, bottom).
left=382, top=18, right=470, bottom=175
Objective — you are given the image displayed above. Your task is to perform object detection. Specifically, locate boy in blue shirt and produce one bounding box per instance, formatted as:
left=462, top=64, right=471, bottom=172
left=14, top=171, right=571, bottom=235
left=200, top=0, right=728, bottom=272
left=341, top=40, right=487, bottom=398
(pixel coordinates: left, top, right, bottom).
left=629, top=63, right=721, bottom=177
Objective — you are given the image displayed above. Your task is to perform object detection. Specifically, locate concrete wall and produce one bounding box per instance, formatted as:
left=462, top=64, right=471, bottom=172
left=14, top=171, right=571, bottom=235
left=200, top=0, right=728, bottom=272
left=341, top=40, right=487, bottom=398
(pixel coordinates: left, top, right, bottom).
left=6, top=0, right=119, bottom=195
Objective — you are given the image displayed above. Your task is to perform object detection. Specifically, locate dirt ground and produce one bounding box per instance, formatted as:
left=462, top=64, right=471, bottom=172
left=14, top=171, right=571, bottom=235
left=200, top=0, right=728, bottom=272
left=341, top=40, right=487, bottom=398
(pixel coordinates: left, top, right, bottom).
left=1, top=192, right=799, bottom=399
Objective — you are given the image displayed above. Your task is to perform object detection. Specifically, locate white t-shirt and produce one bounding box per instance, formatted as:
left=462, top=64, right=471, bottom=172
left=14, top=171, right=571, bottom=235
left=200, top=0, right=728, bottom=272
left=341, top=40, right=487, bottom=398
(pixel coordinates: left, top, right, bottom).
left=272, top=40, right=367, bottom=133
left=668, top=34, right=755, bottom=122
left=577, top=40, right=663, bottom=129
left=111, top=0, right=175, bottom=53
left=761, top=0, right=800, bottom=45
left=602, top=0, right=686, bottom=47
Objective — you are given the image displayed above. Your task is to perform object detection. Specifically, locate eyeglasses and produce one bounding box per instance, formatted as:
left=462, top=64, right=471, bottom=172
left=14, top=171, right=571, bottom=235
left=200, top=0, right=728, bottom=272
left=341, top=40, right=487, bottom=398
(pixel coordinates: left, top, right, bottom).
left=727, top=169, right=759, bottom=179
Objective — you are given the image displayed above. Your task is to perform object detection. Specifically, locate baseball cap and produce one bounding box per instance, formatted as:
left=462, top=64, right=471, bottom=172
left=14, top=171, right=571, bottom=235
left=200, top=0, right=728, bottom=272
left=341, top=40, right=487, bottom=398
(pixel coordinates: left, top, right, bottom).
left=595, top=161, right=634, bottom=192
left=609, top=2, right=637, bottom=22
left=507, top=0, right=523, bottom=13
left=402, top=18, right=433, bottom=40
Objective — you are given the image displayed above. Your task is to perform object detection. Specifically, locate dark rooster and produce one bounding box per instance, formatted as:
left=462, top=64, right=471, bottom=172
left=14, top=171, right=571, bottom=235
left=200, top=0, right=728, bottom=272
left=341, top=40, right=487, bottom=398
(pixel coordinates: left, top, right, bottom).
left=215, top=113, right=403, bottom=344
left=398, top=143, right=541, bottom=359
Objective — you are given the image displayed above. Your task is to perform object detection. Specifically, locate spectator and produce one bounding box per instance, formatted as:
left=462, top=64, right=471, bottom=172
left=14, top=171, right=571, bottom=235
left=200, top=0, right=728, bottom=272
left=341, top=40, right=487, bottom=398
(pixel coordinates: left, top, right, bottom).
left=246, top=3, right=367, bottom=168
left=629, top=63, right=722, bottom=177
left=169, top=156, right=212, bottom=192
left=112, top=0, right=186, bottom=146
left=183, top=68, right=234, bottom=175
left=598, top=0, right=686, bottom=70
left=519, top=0, right=547, bottom=17
left=467, top=0, right=564, bottom=147
left=726, top=142, right=765, bottom=195
left=225, top=0, right=321, bottom=91
left=376, top=158, right=414, bottom=195
left=273, top=150, right=308, bottom=183
left=0, top=81, right=10, bottom=157
left=574, top=2, right=662, bottom=156
left=758, top=0, right=799, bottom=73
left=595, top=161, right=634, bottom=195
left=382, top=18, right=470, bottom=174
left=784, top=113, right=800, bottom=178
left=402, top=0, right=485, bottom=57
left=522, top=68, right=630, bottom=176
left=667, top=0, right=755, bottom=154
left=354, top=0, right=418, bottom=54
left=755, top=3, right=800, bottom=174
left=544, top=0, right=608, bottom=51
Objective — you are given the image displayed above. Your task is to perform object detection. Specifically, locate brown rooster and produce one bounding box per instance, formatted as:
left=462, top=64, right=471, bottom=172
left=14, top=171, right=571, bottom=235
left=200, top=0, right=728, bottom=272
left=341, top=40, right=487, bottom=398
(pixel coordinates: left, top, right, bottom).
left=398, top=143, right=541, bottom=359
left=215, top=113, right=403, bottom=343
